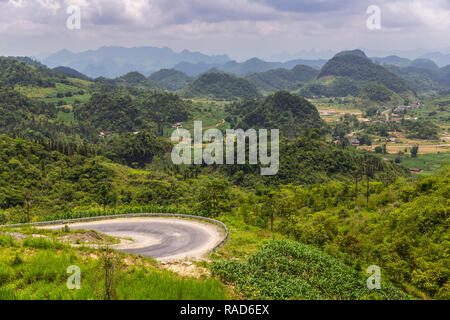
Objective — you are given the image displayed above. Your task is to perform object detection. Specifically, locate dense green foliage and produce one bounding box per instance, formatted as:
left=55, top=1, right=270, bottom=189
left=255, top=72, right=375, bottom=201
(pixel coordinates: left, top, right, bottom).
left=181, top=72, right=261, bottom=100
left=318, top=52, right=412, bottom=94
left=53, top=66, right=91, bottom=81
left=75, top=90, right=190, bottom=135
left=402, top=120, right=440, bottom=140
left=212, top=240, right=410, bottom=300
left=0, top=88, right=58, bottom=137
left=358, top=82, right=401, bottom=103
left=300, top=77, right=360, bottom=98
left=231, top=169, right=449, bottom=299
left=386, top=65, right=444, bottom=94
left=245, top=65, right=318, bottom=92
left=386, top=62, right=450, bottom=94
left=0, top=52, right=448, bottom=301
left=149, top=69, right=193, bottom=91
left=75, top=91, right=136, bottom=132
left=113, top=72, right=162, bottom=89
left=0, top=57, right=63, bottom=88
left=228, top=91, right=324, bottom=138
left=102, top=131, right=172, bottom=167
left=0, top=135, right=116, bottom=218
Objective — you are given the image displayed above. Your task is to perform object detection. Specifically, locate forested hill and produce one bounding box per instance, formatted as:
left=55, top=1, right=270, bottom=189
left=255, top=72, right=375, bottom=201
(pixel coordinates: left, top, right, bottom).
left=318, top=50, right=414, bottom=95
left=386, top=61, right=450, bottom=94
left=228, top=91, right=325, bottom=138
left=0, top=87, right=57, bottom=138
left=74, top=91, right=190, bottom=135
left=181, top=72, right=261, bottom=100
left=245, top=64, right=319, bottom=92
left=0, top=57, right=64, bottom=87
left=148, top=69, right=193, bottom=91
left=112, top=72, right=163, bottom=89
left=53, top=66, right=91, bottom=81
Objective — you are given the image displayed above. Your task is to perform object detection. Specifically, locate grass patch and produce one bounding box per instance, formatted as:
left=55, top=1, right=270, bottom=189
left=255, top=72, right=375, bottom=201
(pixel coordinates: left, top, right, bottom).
left=385, top=152, right=450, bottom=174
left=0, top=242, right=231, bottom=300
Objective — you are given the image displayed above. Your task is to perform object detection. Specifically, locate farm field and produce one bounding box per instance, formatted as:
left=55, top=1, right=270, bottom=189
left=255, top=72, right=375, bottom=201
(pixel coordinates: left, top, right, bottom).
left=383, top=152, right=450, bottom=174
left=311, top=98, right=363, bottom=123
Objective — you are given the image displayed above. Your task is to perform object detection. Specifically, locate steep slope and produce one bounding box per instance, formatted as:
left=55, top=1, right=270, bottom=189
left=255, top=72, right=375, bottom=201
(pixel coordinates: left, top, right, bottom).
left=181, top=72, right=261, bottom=100
left=386, top=65, right=443, bottom=94
left=235, top=91, right=324, bottom=138
left=219, top=58, right=276, bottom=76
left=420, top=52, right=450, bottom=67
left=53, top=66, right=91, bottom=80
left=0, top=88, right=57, bottom=137
left=0, top=57, right=63, bottom=87
left=410, top=58, right=440, bottom=70
left=318, top=50, right=413, bottom=95
left=372, top=55, right=412, bottom=67
left=173, top=58, right=327, bottom=77
left=113, top=72, right=163, bottom=89
left=245, top=65, right=319, bottom=92
left=173, top=61, right=221, bottom=76
left=149, top=69, right=193, bottom=91
left=438, top=65, right=450, bottom=88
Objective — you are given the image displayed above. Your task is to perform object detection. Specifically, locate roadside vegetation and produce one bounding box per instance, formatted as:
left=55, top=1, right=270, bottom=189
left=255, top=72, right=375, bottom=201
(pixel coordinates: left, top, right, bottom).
left=0, top=233, right=230, bottom=300
left=0, top=55, right=448, bottom=301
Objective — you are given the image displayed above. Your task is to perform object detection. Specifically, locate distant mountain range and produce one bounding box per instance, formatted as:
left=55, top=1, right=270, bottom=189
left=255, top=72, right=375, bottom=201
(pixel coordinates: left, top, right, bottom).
left=38, top=46, right=450, bottom=103
left=418, top=52, right=450, bottom=68
left=41, top=46, right=328, bottom=79
left=174, top=58, right=327, bottom=77
left=42, top=46, right=230, bottom=79
left=41, top=46, right=450, bottom=83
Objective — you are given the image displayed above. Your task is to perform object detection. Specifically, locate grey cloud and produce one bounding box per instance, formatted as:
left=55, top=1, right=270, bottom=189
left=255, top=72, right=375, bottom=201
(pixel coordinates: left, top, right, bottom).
left=0, top=0, right=449, bottom=59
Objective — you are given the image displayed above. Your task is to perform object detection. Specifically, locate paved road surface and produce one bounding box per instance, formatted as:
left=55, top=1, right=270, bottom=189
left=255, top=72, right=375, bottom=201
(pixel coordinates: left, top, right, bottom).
left=45, top=218, right=223, bottom=261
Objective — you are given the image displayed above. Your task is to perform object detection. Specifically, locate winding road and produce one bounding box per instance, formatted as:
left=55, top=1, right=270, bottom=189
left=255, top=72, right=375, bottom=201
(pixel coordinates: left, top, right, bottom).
left=44, top=217, right=224, bottom=261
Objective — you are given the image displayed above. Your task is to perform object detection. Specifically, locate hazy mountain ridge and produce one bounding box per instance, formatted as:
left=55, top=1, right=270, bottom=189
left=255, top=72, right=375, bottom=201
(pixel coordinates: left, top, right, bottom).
left=174, top=58, right=327, bottom=77
left=42, top=46, right=230, bottom=79
left=53, top=66, right=91, bottom=81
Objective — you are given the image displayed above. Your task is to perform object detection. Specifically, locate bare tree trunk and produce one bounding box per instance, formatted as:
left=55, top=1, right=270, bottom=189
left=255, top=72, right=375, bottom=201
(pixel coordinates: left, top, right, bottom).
left=366, top=176, right=370, bottom=204
left=271, top=212, right=274, bottom=232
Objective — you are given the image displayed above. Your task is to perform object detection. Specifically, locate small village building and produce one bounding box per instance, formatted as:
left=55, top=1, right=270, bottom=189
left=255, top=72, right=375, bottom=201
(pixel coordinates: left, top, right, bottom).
left=99, top=131, right=112, bottom=137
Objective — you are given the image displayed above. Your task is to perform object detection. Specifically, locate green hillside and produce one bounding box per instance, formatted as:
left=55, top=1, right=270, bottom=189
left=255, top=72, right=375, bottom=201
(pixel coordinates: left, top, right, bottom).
left=53, top=66, right=91, bottom=81
left=246, top=65, right=319, bottom=92
left=149, top=69, right=193, bottom=91
left=0, top=51, right=448, bottom=302
left=386, top=65, right=444, bottom=94
left=0, top=87, right=58, bottom=138
left=181, top=72, right=261, bottom=100
left=232, top=91, right=324, bottom=138
left=75, top=91, right=190, bottom=135
left=317, top=51, right=414, bottom=97
left=113, top=72, right=162, bottom=89
left=0, top=57, right=63, bottom=87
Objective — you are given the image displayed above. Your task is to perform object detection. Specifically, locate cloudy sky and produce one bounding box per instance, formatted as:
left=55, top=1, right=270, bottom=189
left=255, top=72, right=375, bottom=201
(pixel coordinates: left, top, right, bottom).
left=1, top=0, right=450, bottom=60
